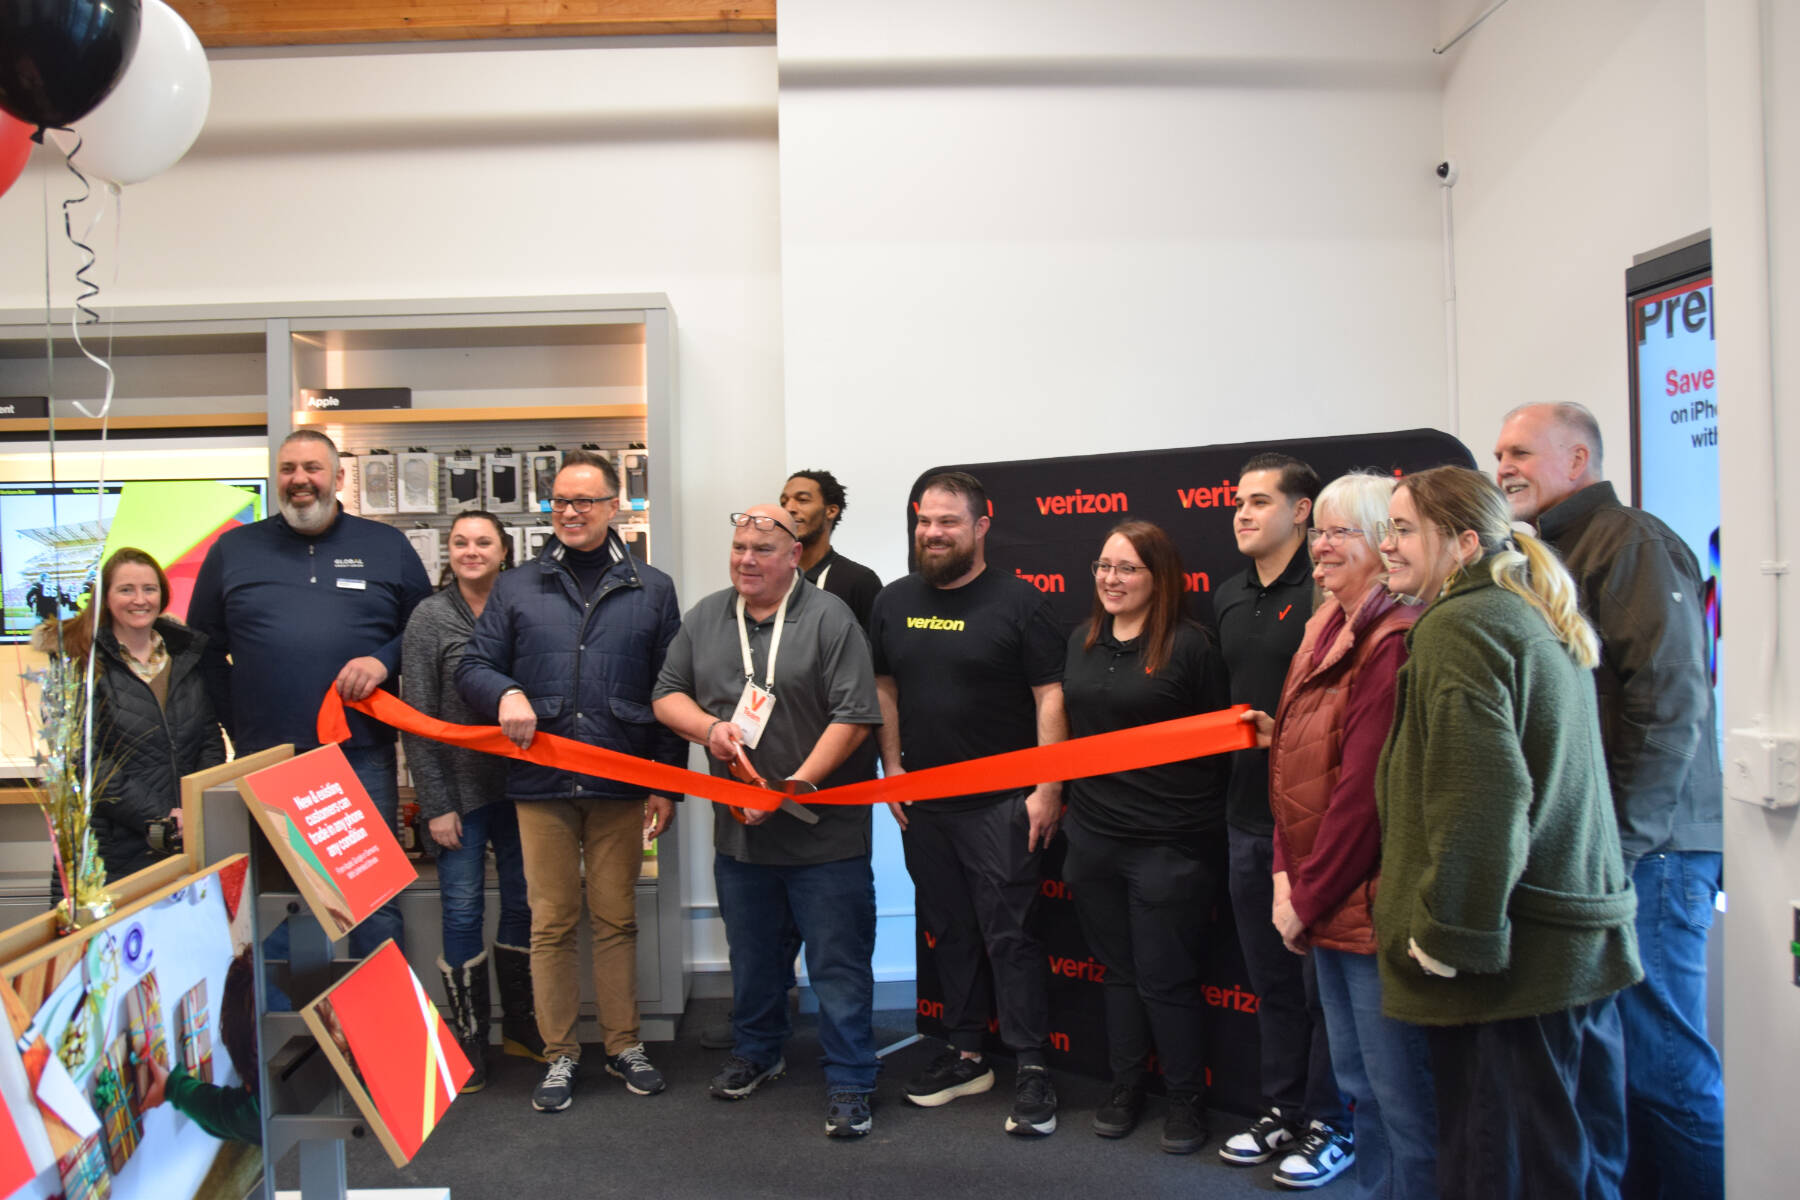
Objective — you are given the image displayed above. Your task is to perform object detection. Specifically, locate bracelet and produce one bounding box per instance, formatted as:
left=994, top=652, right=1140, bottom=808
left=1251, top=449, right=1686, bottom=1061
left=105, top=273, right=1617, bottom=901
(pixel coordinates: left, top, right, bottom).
left=705, top=718, right=725, bottom=744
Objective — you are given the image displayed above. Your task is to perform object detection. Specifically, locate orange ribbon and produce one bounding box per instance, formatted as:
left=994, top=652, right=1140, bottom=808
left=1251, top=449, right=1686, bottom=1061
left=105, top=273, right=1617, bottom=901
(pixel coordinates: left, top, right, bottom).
left=319, top=688, right=1254, bottom=813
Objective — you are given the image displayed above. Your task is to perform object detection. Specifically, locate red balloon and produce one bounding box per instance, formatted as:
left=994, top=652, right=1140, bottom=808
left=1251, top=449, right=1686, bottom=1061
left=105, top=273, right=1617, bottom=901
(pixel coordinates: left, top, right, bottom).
left=0, top=111, right=31, bottom=201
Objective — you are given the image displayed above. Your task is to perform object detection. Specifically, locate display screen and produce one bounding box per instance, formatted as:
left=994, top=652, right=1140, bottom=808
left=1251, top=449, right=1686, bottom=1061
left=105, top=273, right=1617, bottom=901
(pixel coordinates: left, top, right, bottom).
left=0, top=478, right=266, bottom=642
left=1627, top=240, right=1721, bottom=726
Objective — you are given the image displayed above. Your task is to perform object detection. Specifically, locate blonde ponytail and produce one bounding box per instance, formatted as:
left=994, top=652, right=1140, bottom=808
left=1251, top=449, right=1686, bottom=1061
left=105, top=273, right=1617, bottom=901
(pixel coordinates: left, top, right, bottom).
left=1489, top=532, right=1599, bottom=668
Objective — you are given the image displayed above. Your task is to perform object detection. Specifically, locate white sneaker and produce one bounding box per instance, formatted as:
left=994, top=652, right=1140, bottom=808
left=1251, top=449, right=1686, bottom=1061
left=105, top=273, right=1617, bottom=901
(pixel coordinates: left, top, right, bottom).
left=1273, top=1120, right=1355, bottom=1190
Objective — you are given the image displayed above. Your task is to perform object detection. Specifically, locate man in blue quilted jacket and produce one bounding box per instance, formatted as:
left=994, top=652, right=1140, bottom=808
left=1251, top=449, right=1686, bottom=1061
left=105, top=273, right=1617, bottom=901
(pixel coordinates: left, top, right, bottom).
left=458, top=448, right=685, bottom=1115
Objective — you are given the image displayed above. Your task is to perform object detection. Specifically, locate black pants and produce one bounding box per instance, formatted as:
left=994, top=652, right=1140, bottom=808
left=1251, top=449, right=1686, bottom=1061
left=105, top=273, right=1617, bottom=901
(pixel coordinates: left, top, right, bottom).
left=1226, top=826, right=1347, bottom=1128
left=1426, top=997, right=1628, bottom=1200
left=902, top=793, right=1049, bottom=1056
left=1063, top=821, right=1224, bottom=1097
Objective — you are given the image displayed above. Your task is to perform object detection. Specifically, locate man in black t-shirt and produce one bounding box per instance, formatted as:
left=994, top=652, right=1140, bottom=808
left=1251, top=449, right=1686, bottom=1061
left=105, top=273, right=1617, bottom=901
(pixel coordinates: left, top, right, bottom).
left=1212, top=454, right=1352, bottom=1190
left=869, top=471, right=1067, bottom=1138
left=781, top=469, right=883, bottom=627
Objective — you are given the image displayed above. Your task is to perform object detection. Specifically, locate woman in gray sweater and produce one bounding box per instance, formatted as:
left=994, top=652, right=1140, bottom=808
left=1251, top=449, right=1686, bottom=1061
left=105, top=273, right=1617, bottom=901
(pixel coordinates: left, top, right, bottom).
left=402, top=511, right=539, bottom=1089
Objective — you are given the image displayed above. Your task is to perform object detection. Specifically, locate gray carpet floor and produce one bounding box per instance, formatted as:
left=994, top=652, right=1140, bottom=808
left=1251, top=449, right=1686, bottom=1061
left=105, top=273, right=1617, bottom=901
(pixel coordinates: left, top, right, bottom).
left=276, top=999, right=1291, bottom=1199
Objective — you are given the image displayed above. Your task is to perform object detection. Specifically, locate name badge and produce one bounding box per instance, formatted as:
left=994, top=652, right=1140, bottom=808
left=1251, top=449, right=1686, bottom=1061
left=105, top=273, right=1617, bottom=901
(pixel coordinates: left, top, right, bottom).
left=731, top=681, right=776, bottom=749
left=336, top=578, right=367, bottom=591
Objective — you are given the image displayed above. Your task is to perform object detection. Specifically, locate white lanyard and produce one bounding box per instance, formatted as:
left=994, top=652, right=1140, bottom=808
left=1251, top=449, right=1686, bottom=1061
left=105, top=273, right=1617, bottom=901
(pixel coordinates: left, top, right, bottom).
left=736, top=573, right=799, bottom=691
left=814, top=562, right=832, bottom=590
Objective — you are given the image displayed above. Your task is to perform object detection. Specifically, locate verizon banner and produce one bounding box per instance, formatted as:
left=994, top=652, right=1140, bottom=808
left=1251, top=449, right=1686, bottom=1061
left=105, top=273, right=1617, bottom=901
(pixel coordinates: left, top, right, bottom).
left=905, top=429, right=1474, bottom=1116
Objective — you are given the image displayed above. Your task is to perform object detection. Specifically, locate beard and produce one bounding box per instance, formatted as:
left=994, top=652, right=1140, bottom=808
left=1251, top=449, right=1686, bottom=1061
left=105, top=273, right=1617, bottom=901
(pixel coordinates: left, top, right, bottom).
left=917, top=539, right=976, bottom=586
left=798, top=522, right=824, bottom=548
left=280, top=488, right=336, bottom=535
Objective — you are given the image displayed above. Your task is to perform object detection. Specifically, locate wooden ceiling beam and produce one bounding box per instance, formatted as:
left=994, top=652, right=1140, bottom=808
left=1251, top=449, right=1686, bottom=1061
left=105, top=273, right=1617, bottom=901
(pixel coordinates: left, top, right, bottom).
left=170, top=2, right=776, bottom=48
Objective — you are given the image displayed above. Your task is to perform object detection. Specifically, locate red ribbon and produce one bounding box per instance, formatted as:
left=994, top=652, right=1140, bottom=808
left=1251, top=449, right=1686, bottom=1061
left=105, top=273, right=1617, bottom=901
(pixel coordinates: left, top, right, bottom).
left=319, top=688, right=1254, bottom=814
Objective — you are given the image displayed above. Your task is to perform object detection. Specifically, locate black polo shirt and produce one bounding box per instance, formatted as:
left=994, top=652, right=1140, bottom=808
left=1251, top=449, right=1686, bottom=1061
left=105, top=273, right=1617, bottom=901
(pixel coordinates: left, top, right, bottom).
left=1214, top=543, right=1316, bottom=835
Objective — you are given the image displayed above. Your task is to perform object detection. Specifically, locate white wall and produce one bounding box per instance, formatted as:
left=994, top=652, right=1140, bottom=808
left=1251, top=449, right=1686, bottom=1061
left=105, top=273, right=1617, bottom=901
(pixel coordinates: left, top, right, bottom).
left=1707, top=0, right=1800, bottom=1191
left=0, top=36, right=785, bottom=970
left=777, top=0, right=1453, bottom=583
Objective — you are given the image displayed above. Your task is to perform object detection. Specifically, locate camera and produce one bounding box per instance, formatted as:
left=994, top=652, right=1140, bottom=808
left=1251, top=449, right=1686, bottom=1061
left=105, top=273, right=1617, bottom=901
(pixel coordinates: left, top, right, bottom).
left=1436, top=160, right=1460, bottom=187
left=146, top=816, right=183, bottom=855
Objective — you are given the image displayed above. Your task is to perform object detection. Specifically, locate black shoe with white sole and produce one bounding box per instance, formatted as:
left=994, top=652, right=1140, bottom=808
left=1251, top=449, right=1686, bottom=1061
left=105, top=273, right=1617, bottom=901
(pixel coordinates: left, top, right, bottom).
left=709, top=1054, right=786, bottom=1100
left=605, top=1044, right=666, bottom=1096
left=1004, top=1065, right=1058, bottom=1137
left=903, top=1049, right=995, bottom=1107
left=531, top=1055, right=578, bottom=1113
left=1273, top=1121, right=1354, bottom=1190
left=825, top=1091, right=873, bottom=1138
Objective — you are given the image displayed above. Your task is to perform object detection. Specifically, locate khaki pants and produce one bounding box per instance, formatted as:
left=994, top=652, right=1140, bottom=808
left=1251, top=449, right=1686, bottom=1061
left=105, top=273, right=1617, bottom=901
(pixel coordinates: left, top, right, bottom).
left=514, top=797, right=644, bottom=1059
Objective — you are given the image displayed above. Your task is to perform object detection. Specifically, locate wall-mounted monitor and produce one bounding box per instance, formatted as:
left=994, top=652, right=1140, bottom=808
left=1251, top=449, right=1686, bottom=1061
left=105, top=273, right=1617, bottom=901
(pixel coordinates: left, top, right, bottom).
left=0, top=478, right=266, bottom=643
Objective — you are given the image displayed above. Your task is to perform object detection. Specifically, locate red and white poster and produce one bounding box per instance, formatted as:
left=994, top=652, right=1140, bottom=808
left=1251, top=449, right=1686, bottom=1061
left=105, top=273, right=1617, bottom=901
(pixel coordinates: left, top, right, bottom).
left=235, top=745, right=416, bottom=943
left=300, top=941, right=471, bottom=1168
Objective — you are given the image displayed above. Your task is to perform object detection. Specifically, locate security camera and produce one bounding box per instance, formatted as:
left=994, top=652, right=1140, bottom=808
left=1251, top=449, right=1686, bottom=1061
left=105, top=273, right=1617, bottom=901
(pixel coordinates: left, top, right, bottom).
left=1436, top=160, right=1459, bottom=187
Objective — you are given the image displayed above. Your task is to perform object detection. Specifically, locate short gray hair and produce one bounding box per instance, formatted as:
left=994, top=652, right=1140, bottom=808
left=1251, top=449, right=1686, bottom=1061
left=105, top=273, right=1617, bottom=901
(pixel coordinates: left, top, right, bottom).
left=1314, top=470, right=1396, bottom=557
left=279, top=428, right=341, bottom=473
left=1504, top=401, right=1604, bottom=470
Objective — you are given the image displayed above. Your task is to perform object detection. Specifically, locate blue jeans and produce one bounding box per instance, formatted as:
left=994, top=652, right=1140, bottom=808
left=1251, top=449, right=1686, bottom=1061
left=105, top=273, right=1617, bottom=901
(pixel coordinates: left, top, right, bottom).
left=1313, top=948, right=1438, bottom=1200
left=1619, top=851, right=1724, bottom=1200
left=436, top=800, right=530, bottom=966
left=263, top=741, right=405, bottom=1010
left=714, top=852, right=878, bottom=1094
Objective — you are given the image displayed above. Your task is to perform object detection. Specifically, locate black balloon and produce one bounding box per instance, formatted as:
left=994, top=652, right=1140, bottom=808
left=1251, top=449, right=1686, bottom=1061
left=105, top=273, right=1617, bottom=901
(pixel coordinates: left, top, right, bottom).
left=0, top=0, right=144, bottom=133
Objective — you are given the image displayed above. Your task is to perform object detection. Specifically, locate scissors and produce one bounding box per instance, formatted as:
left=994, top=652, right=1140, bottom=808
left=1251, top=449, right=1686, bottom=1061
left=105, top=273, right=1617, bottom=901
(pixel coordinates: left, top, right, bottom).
left=728, top=745, right=822, bottom=825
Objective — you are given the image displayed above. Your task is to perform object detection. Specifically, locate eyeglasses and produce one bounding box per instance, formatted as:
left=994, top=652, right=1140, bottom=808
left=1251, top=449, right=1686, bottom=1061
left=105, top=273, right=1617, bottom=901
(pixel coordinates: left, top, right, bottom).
left=730, top=512, right=798, bottom=539
left=1090, top=560, right=1146, bottom=579
left=1372, top=520, right=1421, bottom=544
left=550, top=494, right=618, bottom=513
left=1306, top=526, right=1366, bottom=547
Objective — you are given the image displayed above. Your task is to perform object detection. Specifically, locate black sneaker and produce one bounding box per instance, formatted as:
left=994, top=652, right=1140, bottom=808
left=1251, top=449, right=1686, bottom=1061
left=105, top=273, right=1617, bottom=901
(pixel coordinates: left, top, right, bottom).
left=1273, top=1121, right=1355, bottom=1190
left=709, top=1054, right=786, bottom=1100
left=531, top=1054, right=578, bottom=1112
left=605, top=1044, right=666, bottom=1096
left=903, top=1049, right=995, bottom=1107
left=1160, top=1092, right=1209, bottom=1155
left=1220, top=1109, right=1298, bottom=1165
left=1004, top=1064, right=1058, bottom=1137
left=1092, top=1079, right=1145, bottom=1138
left=825, top=1090, right=873, bottom=1138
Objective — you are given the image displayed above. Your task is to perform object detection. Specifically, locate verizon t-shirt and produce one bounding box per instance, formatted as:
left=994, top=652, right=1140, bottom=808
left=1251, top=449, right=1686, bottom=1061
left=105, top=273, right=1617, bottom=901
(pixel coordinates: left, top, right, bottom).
left=869, top=567, right=1065, bottom=812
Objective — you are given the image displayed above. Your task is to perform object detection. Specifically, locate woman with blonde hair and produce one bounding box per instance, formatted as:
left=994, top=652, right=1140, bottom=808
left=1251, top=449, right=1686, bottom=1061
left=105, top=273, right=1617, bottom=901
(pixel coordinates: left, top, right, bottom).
left=1245, top=470, right=1434, bottom=1198
left=1374, top=465, right=1640, bottom=1199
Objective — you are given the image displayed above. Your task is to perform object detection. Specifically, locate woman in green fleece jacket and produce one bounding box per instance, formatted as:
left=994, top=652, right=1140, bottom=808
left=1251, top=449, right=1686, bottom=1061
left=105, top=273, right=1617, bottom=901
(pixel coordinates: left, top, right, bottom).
left=1373, top=466, right=1640, bottom=1200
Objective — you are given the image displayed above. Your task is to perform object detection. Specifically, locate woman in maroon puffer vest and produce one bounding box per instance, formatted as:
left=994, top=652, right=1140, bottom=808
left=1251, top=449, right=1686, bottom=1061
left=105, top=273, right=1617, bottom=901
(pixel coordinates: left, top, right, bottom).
left=1243, top=471, right=1436, bottom=1200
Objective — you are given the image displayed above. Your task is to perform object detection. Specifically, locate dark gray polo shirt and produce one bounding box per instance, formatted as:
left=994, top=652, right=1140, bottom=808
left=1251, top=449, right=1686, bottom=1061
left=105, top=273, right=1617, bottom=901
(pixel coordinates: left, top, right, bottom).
left=654, top=577, right=881, bottom=865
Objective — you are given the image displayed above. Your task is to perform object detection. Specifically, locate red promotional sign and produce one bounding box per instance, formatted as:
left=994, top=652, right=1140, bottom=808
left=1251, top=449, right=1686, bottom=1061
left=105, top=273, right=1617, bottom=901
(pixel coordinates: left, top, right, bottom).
left=301, top=941, right=471, bottom=1167
left=235, top=745, right=417, bottom=943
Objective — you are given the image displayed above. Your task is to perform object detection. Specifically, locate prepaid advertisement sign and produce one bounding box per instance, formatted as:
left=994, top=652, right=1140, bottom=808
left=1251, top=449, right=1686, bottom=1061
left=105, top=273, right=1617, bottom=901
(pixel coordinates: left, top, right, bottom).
left=299, top=941, right=471, bottom=1168
left=235, top=745, right=417, bottom=943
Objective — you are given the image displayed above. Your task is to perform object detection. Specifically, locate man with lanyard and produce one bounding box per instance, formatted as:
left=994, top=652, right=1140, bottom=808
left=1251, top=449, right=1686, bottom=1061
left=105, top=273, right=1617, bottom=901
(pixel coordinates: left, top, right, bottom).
left=781, top=469, right=883, bottom=628
left=190, top=429, right=431, bottom=960
left=870, top=470, right=1068, bottom=1138
left=1213, top=453, right=1353, bottom=1190
left=653, top=504, right=883, bottom=1138
left=458, top=448, right=684, bottom=1114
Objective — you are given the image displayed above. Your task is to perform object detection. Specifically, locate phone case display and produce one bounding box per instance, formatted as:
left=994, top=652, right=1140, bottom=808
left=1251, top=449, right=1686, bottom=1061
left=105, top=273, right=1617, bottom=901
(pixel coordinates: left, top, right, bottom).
left=339, top=451, right=362, bottom=515
left=527, top=449, right=562, bottom=512
left=446, top=450, right=483, bottom=512
left=621, top=451, right=649, bottom=511
left=397, top=451, right=439, bottom=514
left=405, top=528, right=441, bottom=578
left=523, top=525, right=555, bottom=560
left=484, top=451, right=522, bottom=512
left=359, top=451, right=398, bottom=515
left=617, top=518, right=650, bottom=564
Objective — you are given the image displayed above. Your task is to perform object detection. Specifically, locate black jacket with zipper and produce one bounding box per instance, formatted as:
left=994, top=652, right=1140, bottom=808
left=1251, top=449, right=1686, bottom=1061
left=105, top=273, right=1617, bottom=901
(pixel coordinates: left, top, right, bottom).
left=1537, top=481, right=1724, bottom=864
left=88, top=618, right=228, bottom=879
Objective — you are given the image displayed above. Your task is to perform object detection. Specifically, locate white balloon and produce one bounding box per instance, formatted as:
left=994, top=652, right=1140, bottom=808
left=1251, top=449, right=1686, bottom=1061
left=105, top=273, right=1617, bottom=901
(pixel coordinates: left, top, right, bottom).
left=49, top=0, right=210, bottom=186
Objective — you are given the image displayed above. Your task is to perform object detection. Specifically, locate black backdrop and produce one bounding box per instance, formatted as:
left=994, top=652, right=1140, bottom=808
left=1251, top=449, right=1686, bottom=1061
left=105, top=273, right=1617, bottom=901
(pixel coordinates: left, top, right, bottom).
left=901, top=428, right=1475, bottom=1116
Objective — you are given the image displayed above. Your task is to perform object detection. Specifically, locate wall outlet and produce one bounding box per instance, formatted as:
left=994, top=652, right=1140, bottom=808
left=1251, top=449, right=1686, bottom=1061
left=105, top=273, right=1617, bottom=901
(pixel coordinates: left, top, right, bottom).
left=1726, top=730, right=1800, bottom=809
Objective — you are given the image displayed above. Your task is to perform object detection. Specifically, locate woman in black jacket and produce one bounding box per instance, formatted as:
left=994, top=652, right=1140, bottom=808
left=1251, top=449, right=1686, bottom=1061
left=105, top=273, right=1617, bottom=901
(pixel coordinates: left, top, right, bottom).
left=39, top=548, right=226, bottom=882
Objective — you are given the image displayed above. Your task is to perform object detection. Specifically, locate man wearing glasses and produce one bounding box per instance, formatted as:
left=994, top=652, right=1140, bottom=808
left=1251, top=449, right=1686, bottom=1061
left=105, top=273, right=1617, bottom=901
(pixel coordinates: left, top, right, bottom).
left=1213, top=453, right=1354, bottom=1190
left=458, top=448, right=685, bottom=1114
left=652, top=505, right=883, bottom=1137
